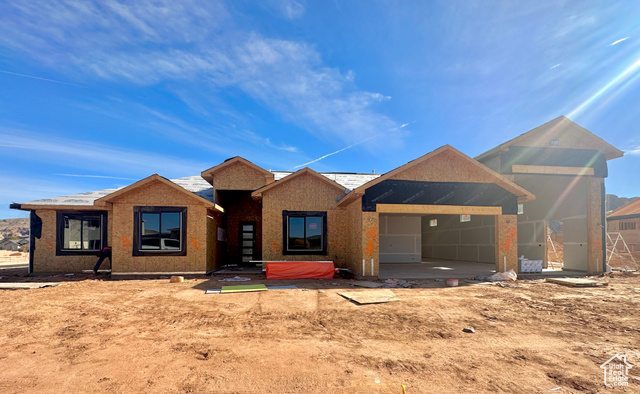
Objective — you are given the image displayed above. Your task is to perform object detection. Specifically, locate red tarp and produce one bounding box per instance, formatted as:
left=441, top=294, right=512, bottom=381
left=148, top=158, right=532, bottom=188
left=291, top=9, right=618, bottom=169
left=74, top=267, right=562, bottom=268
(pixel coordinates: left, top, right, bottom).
left=266, top=261, right=335, bottom=280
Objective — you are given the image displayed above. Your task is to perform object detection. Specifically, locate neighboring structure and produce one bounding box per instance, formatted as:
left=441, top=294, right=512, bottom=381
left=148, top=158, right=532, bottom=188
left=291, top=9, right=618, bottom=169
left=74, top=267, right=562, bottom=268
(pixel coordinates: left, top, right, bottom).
left=0, top=238, right=20, bottom=252
left=10, top=116, right=621, bottom=277
left=606, top=198, right=640, bottom=251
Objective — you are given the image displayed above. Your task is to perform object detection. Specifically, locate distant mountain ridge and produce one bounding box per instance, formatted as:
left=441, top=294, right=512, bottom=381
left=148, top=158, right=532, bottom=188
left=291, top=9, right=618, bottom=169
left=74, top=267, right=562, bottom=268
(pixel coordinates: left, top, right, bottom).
left=606, top=194, right=638, bottom=213
left=0, top=218, right=29, bottom=239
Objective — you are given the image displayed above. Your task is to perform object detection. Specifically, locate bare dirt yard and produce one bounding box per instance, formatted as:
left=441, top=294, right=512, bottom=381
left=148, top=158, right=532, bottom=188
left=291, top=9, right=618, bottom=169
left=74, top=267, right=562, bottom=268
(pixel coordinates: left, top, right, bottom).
left=0, top=267, right=638, bottom=393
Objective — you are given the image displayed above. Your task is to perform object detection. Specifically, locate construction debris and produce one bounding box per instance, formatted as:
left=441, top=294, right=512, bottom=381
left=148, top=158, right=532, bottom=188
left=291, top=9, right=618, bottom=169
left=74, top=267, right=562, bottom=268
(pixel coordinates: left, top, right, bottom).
left=221, top=284, right=267, bottom=293
left=384, top=278, right=412, bottom=288
left=218, top=276, right=251, bottom=282
left=339, top=289, right=399, bottom=305
left=462, top=327, right=475, bottom=333
left=0, top=282, right=60, bottom=290
left=266, top=285, right=298, bottom=290
left=545, top=278, right=608, bottom=287
left=488, top=270, right=517, bottom=282
left=352, top=281, right=384, bottom=288
left=169, top=276, right=184, bottom=283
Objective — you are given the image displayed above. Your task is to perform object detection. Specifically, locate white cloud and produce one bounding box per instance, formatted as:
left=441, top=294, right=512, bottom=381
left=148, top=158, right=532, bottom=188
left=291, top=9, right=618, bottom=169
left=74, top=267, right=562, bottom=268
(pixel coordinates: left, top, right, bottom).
left=0, top=1, right=400, bottom=150
left=0, top=128, right=207, bottom=177
left=610, top=37, right=630, bottom=46
left=280, top=0, right=305, bottom=19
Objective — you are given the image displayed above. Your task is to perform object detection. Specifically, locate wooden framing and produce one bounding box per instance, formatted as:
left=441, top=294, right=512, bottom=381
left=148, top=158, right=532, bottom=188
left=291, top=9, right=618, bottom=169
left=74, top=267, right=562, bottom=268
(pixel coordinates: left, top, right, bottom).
left=376, top=204, right=502, bottom=215
left=511, top=165, right=595, bottom=176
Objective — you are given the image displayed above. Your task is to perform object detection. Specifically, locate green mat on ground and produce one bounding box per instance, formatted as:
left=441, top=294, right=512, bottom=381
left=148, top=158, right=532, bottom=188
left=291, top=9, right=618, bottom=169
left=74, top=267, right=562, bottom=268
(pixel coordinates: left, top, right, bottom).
left=221, top=284, right=268, bottom=293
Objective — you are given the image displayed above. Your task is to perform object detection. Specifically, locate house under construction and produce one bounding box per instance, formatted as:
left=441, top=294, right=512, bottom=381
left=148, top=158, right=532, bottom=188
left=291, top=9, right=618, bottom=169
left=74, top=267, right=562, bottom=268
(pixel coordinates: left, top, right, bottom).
left=11, top=116, right=623, bottom=278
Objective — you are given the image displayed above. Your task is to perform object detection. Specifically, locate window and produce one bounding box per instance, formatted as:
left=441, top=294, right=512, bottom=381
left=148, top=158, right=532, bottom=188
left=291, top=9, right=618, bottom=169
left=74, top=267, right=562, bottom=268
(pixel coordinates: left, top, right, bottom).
left=56, top=211, right=107, bottom=255
left=282, top=211, right=327, bottom=255
left=133, top=207, right=187, bottom=256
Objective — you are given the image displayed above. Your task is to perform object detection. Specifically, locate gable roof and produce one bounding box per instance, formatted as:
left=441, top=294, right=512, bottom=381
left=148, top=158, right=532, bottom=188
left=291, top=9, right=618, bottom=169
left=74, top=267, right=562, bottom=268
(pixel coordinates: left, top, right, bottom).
left=200, top=156, right=273, bottom=184
left=475, top=116, right=624, bottom=161
left=13, top=175, right=215, bottom=210
left=251, top=167, right=346, bottom=199
left=272, top=171, right=380, bottom=191
left=337, top=145, right=535, bottom=207
left=94, top=174, right=224, bottom=212
left=607, top=198, right=640, bottom=220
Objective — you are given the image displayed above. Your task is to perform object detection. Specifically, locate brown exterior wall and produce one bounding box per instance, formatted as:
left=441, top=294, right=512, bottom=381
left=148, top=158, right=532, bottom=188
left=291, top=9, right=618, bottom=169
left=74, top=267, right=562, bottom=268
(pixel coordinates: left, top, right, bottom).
left=32, top=209, right=113, bottom=272
left=495, top=215, right=518, bottom=272
left=213, top=162, right=269, bottom=194
left=586, top=177, right=604, bottom=273
left=390, top=150, right=503, bottom=184
left=342, top=197, right=363, bottom=273
left=109, top=181, right=209, bottom=273
left=260, top=173, right=348, bottom=266
left=607, top=217, right=640, bottom=251
left=206, top=210, right=223, bottom=271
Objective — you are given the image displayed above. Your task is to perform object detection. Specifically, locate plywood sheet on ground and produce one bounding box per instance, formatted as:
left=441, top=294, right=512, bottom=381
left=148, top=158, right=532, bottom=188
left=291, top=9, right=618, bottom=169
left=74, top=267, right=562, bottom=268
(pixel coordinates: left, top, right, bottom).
left=221, top=284, right=268, bottom=293
left=545, top=278, right=608, bottom=287
left=338, top=289, right=399, bottom=304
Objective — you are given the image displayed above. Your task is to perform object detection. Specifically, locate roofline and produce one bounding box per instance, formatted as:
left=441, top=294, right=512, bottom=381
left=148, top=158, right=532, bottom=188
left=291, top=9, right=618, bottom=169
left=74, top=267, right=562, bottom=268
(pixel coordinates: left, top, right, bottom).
left=606, top=197, right=640, bottom=219
left=95, top=174, right=224, bottom=212
left=606, top=213, right=640, bottom=221
left=200, top=156, right=274, bottom=184
left=251, top=167, right=346, bottom=199
left=475, top=116, right=624, bottom=162
left=12, top=204, right=107, bottom=211
left=337, top=145, right=535, bottom=207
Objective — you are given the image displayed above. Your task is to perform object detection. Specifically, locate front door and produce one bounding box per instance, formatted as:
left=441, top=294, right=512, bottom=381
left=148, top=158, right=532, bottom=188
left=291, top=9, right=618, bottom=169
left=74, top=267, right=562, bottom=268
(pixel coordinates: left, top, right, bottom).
left=239, top=221, right=256, bottom=265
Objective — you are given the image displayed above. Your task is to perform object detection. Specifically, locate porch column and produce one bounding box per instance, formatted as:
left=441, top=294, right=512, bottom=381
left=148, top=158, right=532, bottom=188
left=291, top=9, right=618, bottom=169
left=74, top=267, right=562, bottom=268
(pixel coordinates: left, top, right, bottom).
left=362, top=211, right=379, bottom=277
left=495, top=214, right=518, bottom=272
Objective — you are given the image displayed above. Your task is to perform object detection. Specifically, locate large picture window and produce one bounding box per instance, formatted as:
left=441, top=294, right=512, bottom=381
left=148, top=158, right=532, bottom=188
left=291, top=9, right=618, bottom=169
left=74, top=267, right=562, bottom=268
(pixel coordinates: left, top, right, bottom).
left=282, top=211, right=327, bottom=255
left=133, top=207, right=187, bottom=256
left=56, top=211, right=107, bottom=255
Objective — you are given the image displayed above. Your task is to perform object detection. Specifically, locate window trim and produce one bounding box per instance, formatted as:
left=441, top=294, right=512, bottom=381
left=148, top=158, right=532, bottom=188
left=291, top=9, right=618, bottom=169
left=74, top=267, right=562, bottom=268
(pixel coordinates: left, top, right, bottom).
left=56, top=211, right=108, bottom=256
left=133, top=206, right=187, bottom=256
left=282, top=210, right=327, bottom=255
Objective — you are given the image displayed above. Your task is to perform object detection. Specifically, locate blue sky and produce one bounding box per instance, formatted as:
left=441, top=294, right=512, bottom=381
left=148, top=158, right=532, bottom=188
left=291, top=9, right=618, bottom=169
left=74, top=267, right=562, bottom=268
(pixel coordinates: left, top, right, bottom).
left=1, top=0, right=640, bottom=219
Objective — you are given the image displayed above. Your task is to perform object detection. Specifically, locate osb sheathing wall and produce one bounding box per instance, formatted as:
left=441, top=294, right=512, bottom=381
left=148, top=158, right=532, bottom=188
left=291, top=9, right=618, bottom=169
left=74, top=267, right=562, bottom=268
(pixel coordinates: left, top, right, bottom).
left=261, top=173, right=348, bottom=266
left=32, top=209, right=113, bottom=272
left=212, top=162, right=270, bottom=194
left=391, top=150, right=503, bottom=184
left=587, top=177, right=605, bottom=273
left=109, top=181, right=208, bottom=273
left=495, top=215, right=518, bottom=272
left=608, top=217, right=640, bottom=251
left=206, top=211, right=223, bottom=272
left=362, top=211, right=379, bottom=277
left=342, top=197, right=363, bottom=274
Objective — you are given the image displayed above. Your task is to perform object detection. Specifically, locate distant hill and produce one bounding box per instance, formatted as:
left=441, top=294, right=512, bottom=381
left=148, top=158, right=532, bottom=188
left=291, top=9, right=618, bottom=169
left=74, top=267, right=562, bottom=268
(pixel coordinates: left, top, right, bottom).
left=0, top=218, right=29, bottom=239
left=606, top=194, right=638, bottom=213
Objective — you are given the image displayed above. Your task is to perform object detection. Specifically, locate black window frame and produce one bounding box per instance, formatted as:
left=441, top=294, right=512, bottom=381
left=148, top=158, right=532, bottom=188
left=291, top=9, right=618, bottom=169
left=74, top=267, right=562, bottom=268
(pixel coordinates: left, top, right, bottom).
left=282, top=210, right=327, bottom=255
left=56, top=211, right=108, bottom=256
left=133, top=206, right=187, bottom=257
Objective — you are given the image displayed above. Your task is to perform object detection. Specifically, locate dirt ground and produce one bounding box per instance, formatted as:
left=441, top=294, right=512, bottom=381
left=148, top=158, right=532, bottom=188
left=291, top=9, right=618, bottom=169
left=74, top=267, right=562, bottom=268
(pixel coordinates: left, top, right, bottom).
left=0, top=267, right=638, bottom=393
